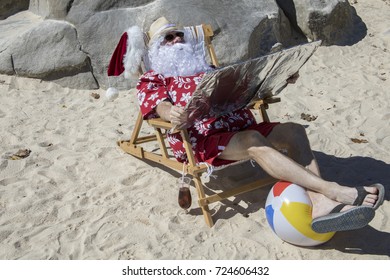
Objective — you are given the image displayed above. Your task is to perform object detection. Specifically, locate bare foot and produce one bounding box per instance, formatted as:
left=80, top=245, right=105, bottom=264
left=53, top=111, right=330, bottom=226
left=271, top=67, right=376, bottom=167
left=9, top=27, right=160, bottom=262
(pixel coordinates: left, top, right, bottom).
left=308, top=191, right=355, bottom=219
left=336, top=185, right=379, bottom=207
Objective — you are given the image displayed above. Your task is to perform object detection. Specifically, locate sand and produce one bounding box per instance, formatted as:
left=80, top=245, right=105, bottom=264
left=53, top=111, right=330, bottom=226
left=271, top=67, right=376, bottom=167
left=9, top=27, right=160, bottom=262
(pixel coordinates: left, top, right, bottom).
left=0, top=0, right=389, bottom=260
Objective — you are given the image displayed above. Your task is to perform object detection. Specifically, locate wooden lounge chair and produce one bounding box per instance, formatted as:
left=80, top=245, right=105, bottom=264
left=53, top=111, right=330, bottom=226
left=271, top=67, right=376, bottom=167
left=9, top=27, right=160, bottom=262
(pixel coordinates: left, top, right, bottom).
left=117, top=24, right=280, bottom=227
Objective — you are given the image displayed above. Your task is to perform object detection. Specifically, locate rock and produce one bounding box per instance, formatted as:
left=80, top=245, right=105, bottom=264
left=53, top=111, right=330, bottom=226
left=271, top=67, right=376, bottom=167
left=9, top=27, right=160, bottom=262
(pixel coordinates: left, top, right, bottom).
left=67, top=0, right=302, bottom=89
left=0, top=0, right=362, bottom=89
left=277, top=0, right=361, bottom=45
left=0, top=12, right=98, bottom=88
left=0, top=11, right=43, bottom=75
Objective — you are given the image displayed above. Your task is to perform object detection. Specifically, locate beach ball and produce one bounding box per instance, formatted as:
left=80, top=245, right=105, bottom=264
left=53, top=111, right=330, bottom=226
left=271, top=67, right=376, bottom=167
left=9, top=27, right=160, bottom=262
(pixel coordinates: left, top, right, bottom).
left=265, top=181, right=335, bottom=246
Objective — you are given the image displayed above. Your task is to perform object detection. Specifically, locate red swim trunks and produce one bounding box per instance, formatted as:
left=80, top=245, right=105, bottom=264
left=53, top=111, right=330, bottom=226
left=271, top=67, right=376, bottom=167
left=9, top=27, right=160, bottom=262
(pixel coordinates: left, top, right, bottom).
left=195, top=121, right=279, bottom=167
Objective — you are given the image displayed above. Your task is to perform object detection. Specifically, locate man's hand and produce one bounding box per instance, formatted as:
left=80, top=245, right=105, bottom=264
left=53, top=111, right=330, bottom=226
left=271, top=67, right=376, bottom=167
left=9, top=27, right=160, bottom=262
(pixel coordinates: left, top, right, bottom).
left=156, top=101, right=189, bottom=130
left=169, top=106, right=189, bottom=130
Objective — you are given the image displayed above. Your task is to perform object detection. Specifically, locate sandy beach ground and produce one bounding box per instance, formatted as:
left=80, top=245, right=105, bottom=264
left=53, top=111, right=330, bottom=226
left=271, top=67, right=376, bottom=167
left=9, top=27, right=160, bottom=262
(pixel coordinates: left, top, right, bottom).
left=0, top=0, right=389, bottom=260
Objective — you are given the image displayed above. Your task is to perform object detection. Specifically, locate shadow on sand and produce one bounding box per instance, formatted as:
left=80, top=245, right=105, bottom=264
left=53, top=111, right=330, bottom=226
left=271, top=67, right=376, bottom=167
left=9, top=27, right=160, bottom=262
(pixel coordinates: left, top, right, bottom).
left=200, top=151, right=390, bottom=256
left=140, top=146, right=389, bottom=256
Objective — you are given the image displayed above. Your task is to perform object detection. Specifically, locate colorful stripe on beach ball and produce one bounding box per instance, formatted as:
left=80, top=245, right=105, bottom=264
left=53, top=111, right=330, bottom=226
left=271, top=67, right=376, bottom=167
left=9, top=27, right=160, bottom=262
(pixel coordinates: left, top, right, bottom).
left=265, top=181, right=335, bottom=246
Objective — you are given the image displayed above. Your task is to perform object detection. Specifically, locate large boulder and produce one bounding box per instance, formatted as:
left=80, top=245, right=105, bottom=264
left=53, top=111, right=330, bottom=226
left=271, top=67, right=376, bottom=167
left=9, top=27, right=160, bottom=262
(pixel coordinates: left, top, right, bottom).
left=68, top=0, right=303, bottom=89
left=0, top=11, right=98, bottom=88
left=0, top=0, right=361, bottom=89
left=0, top=11, right=42, bottom=75
left=277, top=0, right=360, bottom=45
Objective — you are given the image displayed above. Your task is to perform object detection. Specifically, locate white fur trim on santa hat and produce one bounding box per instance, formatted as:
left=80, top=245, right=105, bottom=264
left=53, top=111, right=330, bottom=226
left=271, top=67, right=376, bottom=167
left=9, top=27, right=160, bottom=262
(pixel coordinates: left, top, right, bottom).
left=123, top=25, right=146, bottom=79
left=106, top=87, right=119, bottom=101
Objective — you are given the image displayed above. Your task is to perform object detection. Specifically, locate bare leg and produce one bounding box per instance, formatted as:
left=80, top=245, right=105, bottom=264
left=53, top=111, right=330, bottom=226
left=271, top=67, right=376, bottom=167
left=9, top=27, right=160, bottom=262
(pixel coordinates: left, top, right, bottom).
left=266, top=123, right=349, bottom=217
left=218, top=123, right=380, bottom=217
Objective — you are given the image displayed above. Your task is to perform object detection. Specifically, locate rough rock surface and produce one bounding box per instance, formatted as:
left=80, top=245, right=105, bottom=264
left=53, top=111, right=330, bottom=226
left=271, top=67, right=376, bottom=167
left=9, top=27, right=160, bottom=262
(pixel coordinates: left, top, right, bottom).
left=277, top=0, right=364, bottom=45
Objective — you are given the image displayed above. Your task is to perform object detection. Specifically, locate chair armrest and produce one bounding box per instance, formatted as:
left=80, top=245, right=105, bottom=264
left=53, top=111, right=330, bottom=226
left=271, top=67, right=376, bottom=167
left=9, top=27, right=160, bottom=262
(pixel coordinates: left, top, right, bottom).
left=147, top=118, right=182, bottom=135
left=250, top=97, right=281, bottom=110
left=147, top=118, right=174, bottom=130
left=264, top=97, right=281, bottom=104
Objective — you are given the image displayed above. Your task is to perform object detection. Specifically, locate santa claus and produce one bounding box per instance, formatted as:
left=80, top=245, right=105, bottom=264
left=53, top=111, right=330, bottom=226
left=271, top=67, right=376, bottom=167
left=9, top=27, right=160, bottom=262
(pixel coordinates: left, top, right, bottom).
left=107, top=17, right=278, bottom=167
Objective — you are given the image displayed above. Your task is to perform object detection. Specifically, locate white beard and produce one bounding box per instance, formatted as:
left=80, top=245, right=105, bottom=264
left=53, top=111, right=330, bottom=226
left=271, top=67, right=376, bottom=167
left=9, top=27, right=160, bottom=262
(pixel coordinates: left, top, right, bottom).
left=148, top=42, right=212, bottom=77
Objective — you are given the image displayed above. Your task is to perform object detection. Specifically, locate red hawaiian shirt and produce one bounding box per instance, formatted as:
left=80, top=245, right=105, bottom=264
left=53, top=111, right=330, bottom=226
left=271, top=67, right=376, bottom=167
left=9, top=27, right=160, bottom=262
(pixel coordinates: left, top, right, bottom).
left=136, top=70, right=277, bottom=166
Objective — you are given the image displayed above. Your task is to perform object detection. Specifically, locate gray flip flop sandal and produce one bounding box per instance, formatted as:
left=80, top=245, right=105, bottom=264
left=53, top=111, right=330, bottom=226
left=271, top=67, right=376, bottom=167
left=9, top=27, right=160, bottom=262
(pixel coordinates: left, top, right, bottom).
left=311, top=205, right=375, bottom=233
left=354, top=184, right=385, bottom=210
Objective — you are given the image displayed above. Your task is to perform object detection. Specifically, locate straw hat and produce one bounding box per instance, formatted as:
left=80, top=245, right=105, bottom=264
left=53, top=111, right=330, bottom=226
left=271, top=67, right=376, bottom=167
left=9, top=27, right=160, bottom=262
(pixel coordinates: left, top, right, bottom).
left=147, top=16, right=183, bottom=45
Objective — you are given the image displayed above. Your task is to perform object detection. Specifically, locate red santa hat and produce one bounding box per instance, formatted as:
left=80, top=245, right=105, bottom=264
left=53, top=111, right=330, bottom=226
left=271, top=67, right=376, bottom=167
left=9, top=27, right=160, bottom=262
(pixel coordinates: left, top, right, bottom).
left=107, top=25, right=147, bottom=78
left=107, top=17, right=183, bottom=78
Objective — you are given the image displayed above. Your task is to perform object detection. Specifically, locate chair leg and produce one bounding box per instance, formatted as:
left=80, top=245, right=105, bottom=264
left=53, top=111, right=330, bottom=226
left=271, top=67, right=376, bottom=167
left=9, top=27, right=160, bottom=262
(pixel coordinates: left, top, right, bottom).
left=201, top=205, right=213, bottom=228
left=192, top=173, right=214, bottom=227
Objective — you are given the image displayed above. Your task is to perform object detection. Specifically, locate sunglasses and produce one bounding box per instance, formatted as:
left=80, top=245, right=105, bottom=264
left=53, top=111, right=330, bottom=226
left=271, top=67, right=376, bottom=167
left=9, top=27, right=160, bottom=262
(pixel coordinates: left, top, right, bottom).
left=164, top=32, right=184, bottom=42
